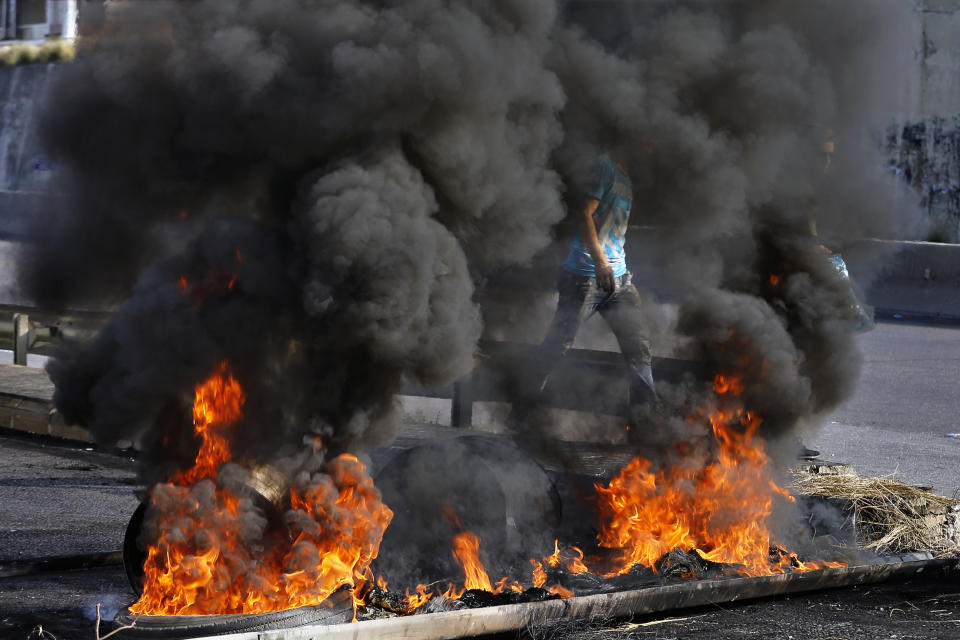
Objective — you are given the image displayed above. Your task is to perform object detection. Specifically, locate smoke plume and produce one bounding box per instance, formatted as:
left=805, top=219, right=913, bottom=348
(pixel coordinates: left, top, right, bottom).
left=19, top=0, right=926, bottom=563
left=25, top=0, right=572, bottom=465
left=540, top=0, right=925, bottom=453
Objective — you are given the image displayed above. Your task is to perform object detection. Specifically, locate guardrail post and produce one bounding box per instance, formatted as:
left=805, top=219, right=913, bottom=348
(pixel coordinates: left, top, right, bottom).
left=13, top=313, right=30, bottom=366
left=451, top=376, right=474, bottom=428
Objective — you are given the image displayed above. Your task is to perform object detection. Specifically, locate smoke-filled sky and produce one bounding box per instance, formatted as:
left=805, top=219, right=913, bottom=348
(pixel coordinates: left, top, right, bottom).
left=18, top=0, right=926, bottom=478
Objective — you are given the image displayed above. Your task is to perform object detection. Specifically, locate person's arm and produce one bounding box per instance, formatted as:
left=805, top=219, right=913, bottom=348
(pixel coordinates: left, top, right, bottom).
left=577, top=197, right=615, bottom=292
left=809, top=215, right=833, bottom=254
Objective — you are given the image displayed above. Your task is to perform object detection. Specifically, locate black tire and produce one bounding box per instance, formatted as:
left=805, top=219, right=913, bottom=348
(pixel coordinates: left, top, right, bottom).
left=374, top=434, right=561, bottom=582
left=123, top=500, right=148, bottom=595
left=110, top=588, right=353, bottom=639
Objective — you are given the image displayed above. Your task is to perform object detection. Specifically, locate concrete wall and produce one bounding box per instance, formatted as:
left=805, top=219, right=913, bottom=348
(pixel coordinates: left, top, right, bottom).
left=917, top=0, right=960, bottom=117
left=885, top=1, right=960, bottom=242
left=0, top=62, right=55, bottom=238
left=888, top=118, right=960, bottom=242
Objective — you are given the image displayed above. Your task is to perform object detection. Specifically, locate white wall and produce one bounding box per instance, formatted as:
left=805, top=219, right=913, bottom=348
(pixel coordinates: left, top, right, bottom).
left=1, top=0, right=77, bottom=41
left=918, top=0, right=960, bottom=118
left=46, top=0, right=77, bottom=39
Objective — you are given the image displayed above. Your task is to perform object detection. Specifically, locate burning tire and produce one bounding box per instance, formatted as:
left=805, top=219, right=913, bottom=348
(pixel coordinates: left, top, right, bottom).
left=110, top=589, right=353, bottom=639
left=374, top=435, right=561, bottom=583
left=123, top=500, right=148, bottom=595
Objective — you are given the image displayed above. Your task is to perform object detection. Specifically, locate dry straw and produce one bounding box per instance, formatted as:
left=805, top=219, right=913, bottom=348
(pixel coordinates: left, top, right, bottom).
left=0, top=40, right=76, bottom=67
left=791, top=470, right=960, bottom=558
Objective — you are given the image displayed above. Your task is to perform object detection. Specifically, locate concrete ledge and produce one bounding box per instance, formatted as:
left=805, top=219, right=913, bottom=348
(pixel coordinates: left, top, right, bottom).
left=175, top=558, right=959, bottom=640
left=0, top=363, right=91, bottom=442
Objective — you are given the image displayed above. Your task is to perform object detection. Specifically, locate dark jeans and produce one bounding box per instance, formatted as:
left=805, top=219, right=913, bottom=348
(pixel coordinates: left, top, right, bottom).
left=516, top=269, right=656, bottom=428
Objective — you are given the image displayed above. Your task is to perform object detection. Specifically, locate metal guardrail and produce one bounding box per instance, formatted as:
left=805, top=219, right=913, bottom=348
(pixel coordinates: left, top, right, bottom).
left=0, top=303, right=111, bottom=365
left=11, top=312, right=28, bottom=365
left=402, top=339, right=705, bottom=427
left=2, top=306, right=704, bottom=428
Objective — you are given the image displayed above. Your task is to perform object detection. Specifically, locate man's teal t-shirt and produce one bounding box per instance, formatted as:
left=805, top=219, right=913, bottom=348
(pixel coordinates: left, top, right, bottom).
left=563, top=154, right=632, bottom=278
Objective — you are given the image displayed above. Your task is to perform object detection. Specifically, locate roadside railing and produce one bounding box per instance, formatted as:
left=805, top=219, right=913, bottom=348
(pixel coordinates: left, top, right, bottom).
left=1, top=306, right=702, bottom=426
left=0, top=303, right=109, bottom=365
left=401, top=339, right=703, bottom=427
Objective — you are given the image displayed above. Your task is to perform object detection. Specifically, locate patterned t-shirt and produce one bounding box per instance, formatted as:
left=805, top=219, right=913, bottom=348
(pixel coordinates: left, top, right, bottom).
left=563, top=154, right=632, bottom=277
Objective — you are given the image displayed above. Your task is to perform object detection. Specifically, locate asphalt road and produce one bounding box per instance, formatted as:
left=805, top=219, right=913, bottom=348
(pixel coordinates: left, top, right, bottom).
left=812, top=319, right=960, bottom=496
left=0, top=435, right=141, bottom=638
left=3, top=431, right=959, bottom=640
left=1, top=318, right=959, bottom=638
left=0, top=437, right=140, bottom=565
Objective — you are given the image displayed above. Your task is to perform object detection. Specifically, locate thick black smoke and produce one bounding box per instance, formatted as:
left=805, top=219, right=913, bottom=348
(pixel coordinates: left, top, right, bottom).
left=524, top=0, right=926, bottom=454
left=24, top=0, right=570, bottom=468
left=21, top=0, right=925, bottom=510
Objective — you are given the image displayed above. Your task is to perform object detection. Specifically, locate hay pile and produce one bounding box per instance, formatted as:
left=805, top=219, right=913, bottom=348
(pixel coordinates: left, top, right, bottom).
left=0, top=40, right=75, bottom=67
left=792, top=470, right=960, bottom=558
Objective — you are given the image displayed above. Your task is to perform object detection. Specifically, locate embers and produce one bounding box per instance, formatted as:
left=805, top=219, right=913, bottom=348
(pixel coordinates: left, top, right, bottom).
left=655, top=548, right=740, bottom=579
left=359, top=584, right=559, bottom=617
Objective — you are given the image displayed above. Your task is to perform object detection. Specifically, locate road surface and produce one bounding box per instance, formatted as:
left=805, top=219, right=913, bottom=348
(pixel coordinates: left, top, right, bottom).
left=814, top=319, right=960, bottom=496
left=1, top=318, right=959, bottom=637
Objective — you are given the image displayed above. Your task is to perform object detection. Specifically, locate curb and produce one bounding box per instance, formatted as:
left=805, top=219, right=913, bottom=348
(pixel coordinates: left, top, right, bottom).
left=874, top=308, right=960, bottom=326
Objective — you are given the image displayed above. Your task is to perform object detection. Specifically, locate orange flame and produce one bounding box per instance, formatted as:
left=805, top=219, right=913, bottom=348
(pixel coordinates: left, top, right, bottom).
left=493, top=576, right=524, bottom=594
left=594, top=373, right=844, bottom=577
left=713, top=373, right=744, bottom=396
left=544, top=539, right=561, bottom=568
left=282, top=454, right=394, bottom=610
left=548, top=584, right=574, bottom=598
left=135, top=362, right=841, bottom=617
left=564, top=546, right=588, bottom=575
left=129, top=363, right=392, bottom=616
left=440, top=583, right=465, bottom=600
left=451, top=531, right=493, bottom=592
left=528, top=542, right=576, bottom=598
left=172, top=361, right=244, bottom=486
left=530, top=560, right=545, bottom=589
left=399, top=526, right=566, bottom=614
left=384, top=512, right=530, bottom=611
left=405, top=584, right=432, bottom=610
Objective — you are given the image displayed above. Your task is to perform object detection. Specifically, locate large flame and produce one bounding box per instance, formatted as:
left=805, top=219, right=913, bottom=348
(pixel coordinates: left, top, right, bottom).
left=132, top=363, right=840, bottom=617
left=594, top=374, right=841, bottom=576
left=385, top=371, right=844, bottom=616
left=129, top=363, right=393, bottom=616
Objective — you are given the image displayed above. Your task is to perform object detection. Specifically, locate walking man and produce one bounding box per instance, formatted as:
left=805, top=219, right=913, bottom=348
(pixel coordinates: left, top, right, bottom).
left=511, top=152, right=656, bottom=437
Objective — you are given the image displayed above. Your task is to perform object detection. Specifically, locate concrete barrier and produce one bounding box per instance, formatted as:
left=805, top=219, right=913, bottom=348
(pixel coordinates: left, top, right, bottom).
left=0, top=63, right=58, bottom=240
left=623, top=232, right=960, bottom=324
left=0, top=362, right=92, bottom=442
left=845, top=240, right=960, bottom=322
